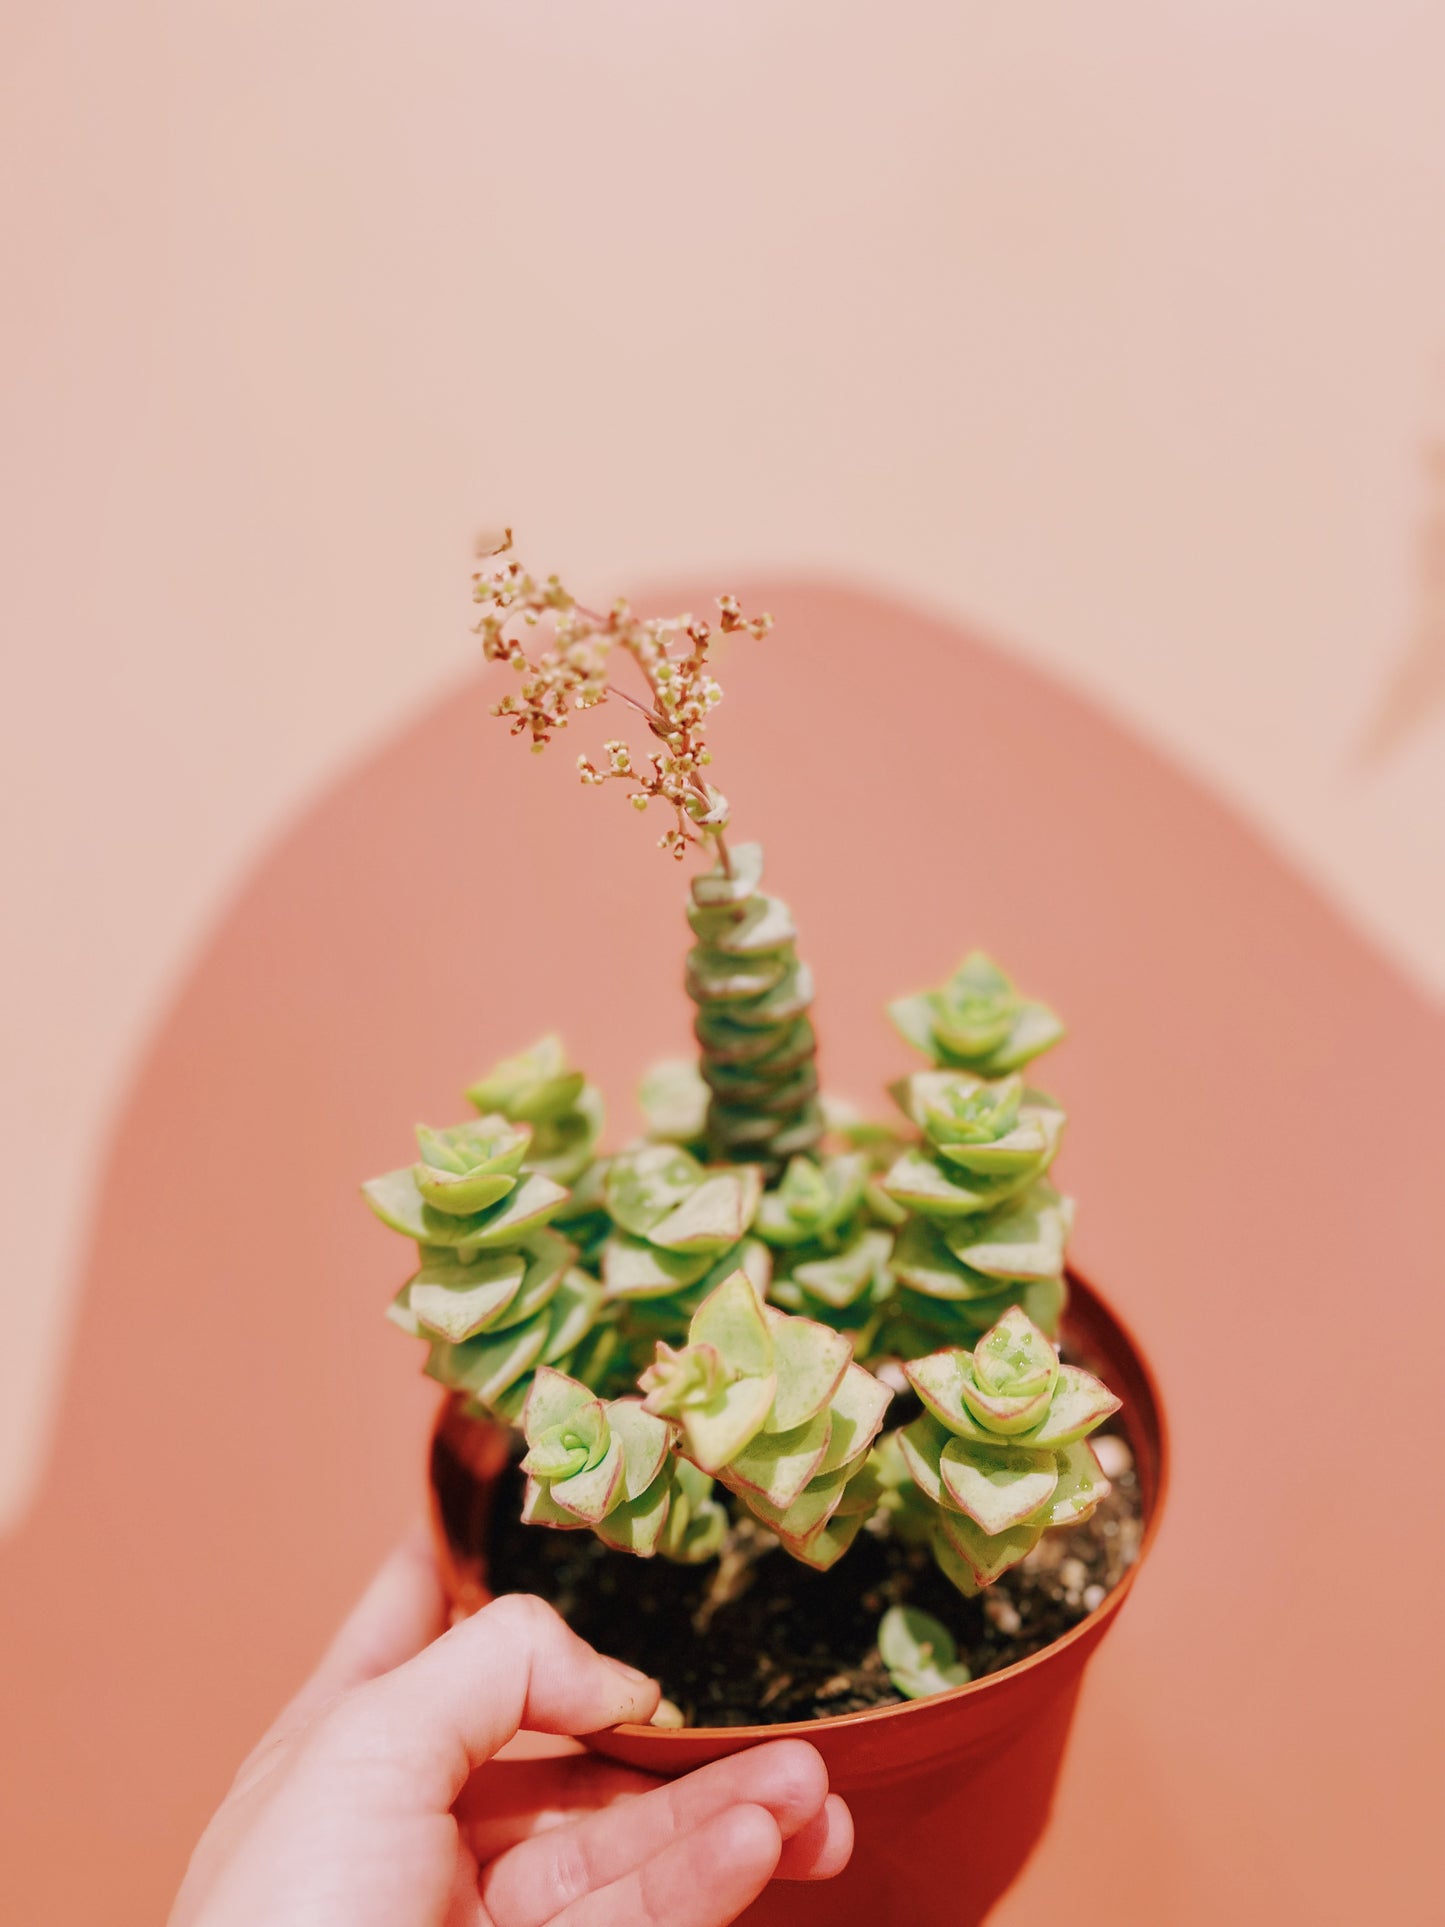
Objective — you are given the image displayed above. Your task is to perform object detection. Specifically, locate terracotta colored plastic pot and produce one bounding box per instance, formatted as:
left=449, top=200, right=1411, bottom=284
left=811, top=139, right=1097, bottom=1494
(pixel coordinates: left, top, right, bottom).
left=429, top=1271, right=1167, bottom=1926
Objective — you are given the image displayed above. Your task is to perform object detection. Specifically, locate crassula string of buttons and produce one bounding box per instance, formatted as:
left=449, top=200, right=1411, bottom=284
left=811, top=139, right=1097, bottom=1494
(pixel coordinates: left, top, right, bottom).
left=364, top=536, right=1128, bottom=1708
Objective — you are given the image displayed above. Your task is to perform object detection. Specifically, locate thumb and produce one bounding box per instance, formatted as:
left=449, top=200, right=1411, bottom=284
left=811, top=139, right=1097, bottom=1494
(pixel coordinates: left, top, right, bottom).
left=301, top=1592, right=660, bottom=1811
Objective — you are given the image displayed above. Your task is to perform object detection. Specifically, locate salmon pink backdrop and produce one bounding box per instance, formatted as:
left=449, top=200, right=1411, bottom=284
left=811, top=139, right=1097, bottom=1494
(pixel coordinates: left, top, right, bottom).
left=1, top=584, right=1439, bottom=1925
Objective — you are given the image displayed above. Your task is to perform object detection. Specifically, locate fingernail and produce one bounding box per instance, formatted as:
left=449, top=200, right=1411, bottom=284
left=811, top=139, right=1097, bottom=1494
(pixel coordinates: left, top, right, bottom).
left=603, top=1655, right=654, bottom=1686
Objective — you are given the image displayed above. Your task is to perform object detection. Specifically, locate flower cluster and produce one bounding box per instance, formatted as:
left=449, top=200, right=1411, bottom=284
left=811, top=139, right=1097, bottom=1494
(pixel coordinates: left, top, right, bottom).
left=473, top=532, right=770, bottom=860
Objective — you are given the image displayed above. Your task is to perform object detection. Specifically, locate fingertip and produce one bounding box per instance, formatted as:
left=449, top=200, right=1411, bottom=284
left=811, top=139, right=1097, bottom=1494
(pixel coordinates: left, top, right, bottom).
left=774, top=1793, right=854, bottom=1881
left=724, top=1737, right=829, bottom=1835
left=712, top=1800, right=784, bottom=1876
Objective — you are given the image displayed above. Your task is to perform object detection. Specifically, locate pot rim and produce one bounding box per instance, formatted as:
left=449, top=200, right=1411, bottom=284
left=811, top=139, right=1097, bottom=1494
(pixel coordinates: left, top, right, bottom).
left=433, top=1266, right=1169, bottom=1745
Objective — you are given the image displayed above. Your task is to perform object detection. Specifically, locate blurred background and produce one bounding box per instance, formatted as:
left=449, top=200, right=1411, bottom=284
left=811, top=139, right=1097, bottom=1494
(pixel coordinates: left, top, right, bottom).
left=2, top=5, right=1443, bottom=1924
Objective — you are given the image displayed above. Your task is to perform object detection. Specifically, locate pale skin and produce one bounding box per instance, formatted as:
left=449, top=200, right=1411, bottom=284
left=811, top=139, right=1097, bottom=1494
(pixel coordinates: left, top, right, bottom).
left=170, top=1526, right=853, bottom=1927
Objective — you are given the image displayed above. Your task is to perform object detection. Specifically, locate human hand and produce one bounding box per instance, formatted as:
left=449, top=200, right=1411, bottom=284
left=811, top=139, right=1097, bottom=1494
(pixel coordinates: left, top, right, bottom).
left=169, top=1526, right=852, bottom=1927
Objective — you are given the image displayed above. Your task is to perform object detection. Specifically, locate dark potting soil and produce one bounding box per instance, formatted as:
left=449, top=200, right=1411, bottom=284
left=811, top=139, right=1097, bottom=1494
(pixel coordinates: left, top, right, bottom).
left=486, top=1430, right=1143, bottom=1727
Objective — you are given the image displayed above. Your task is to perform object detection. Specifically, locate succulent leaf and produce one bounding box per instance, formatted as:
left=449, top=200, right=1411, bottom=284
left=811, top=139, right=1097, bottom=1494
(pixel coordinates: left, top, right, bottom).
left=638, top=1059, right=711, bottom=1146
left=600, top=1234, right=714, bottom=1299
left=934, top=1503, right=1045, bottom=1587
left=878, top=1605, right=971, bottom=1699
left=789, top=1229, right=894, bottom=1310
left=726, top=1409, right=834, bottom=1509
left=1046, top=1439, right=1111, bottom=1525
left=1020, top=1365, right=1121, bottom=1447
left=593, top=1471, right=672, bottom=1555
left=522, top=1364, right=597, bottom=1439
left=889, top=953, right=1063, bottom=1076
left=942, top=1183, right=1073, bottom=1283
left=687, top=893, right=797, bottom=956
left=897, top=1413, right=950, bottom=1506
left=550, top=1434, right=626, bottom=1523
left=893, top=1218, right=1011, bottom=1302
left=690, top=1272, right=775, bottom=1379
left=425, top=1317, right=549, bottom=1408
left=813, top=1363, right=892, bottom=1477
left=606, top=1145, right=707, bottom=1239
left=763, top=1308, right=853, bottom=1432
left=606, top=1398, right=674, bottom=1500
left=972, top=1305, right=1059, bottom=1400
left=538, top=1269, right=606, bottom=1363
left=648, top=1169, right=763, bottom=1253
left=882, top=1147, right=1031, bottom=1220
left=744, top=1463, right=850, bottom=1538
left=412, top=1117, right=530, bottom=1215
left=756, top=1154, right=867, bottom=1248
left=904, top=1350, right=977, bottom=1433
left=692, top=841, right=765, bottom=905
left=660, top=1458, right=729, bottom=1562
left=938, top=1437, right=1060, bottom=1534
left=672, top=1373, right=778, bottom=1472
left=466, top=1035, right=588, bottom=1123
left=776, top=1505, right=868, bottom=1571
left=405, top=1252, right=527, bottom=1344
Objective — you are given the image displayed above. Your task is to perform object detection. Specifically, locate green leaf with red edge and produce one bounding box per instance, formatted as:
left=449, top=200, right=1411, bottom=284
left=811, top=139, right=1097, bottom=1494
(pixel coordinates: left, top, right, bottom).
left=453, top=1174, right=571, bottom=1259
left=550, top=1431, right=625, bottom=1523
left=676, top=1373, right=777, bottom=1473
left=776, top=1505, right=868, bottom=1571
left=406, top=1252, right=526, bottom=1343
left=791, top=1229, right=894, bottom=1309
left=1023, top=1366, right=1121, bottom=1446
left=426, top=1316, right=548, bottom=1407
left=522, top=1477, right=588, bottom=1529
left=686, top=939, right=791, bottom=999
left=939, top=1436, right=1059, bottom=1533
left=522, top=1366, right=597, bottom=1441
left=606, top=1399, right=673, bottom=1501
left=522, top=1405, right=603, bottom=1481
left=972, top=1306, right=1059, bottom=1401
left=892, top=1218, right=1000, bottom=1302
left=687, top=892, right=796, bottom=956
left=883, top=1149, right=1024, bottom=1219
left=538, top=1270, right=605, bottom=1364
left=466, top=1036, right=586, bottom=1125
left=743, top=1463, right=850, bottom=1538
left=691, top=840, right=765, bottom=906
left=929, top=1522, right=983, bottom=1597
left=934, top=1504, right=1044, bottom=1586
left=878, top=1605, right=971, bottom=1699
left=649, top=1169, right=762, bottom=1253
left=487, top=1231, right=571, bottom=1331
left=690, top=1271, right=775, bottom=1378
left=943, top=1183, right=1072, bottom=1283
left=601, top=1233, right=714, bottom=1299
left=959, top=1365, right=1053, bottom=1437
left=815, top=1365, right=892, bottom=1478
left=724, top=1408, right=833, bottom=1510
left=605, top=1144, right=706, bottom=1239
left=903, top=1350, right=976, bottom=1434
left=898, top=1412, right=950, bottom=1505
left=1046, top=1440, right=1110, bottom=1524
left=593, top=1471, right=672, bottom=1556
left=763, top=1307, right=851, bottom=1432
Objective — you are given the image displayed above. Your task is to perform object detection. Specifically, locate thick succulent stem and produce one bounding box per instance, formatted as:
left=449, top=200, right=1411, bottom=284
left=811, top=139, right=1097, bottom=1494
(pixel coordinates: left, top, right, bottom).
left=685, top=843, right=824, bottom=1175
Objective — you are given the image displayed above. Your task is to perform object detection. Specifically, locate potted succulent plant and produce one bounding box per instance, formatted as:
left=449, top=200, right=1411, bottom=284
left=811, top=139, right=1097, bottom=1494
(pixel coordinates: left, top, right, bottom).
left=364, top=538, right=1167, bottom=1925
